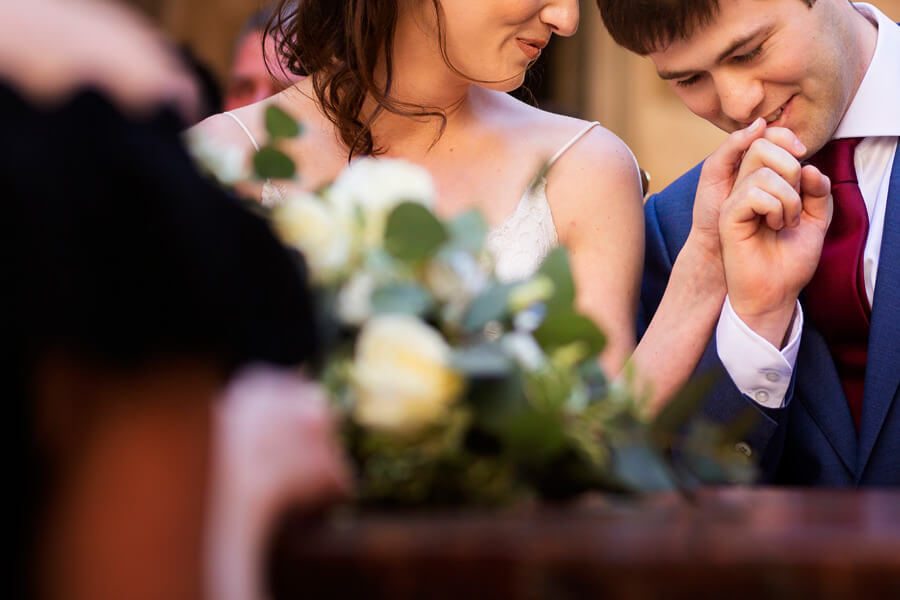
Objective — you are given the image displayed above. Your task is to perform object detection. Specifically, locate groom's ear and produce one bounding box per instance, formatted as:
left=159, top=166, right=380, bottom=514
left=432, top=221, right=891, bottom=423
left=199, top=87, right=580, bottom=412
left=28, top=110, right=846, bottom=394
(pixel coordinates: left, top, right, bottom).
left=596, top=0, right=720, bottom=55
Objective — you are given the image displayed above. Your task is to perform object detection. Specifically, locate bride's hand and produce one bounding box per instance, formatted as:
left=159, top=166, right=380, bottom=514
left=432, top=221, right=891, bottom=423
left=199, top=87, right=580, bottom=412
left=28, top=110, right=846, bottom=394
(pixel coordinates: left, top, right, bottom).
left=688, top=118, right=767, bottom=271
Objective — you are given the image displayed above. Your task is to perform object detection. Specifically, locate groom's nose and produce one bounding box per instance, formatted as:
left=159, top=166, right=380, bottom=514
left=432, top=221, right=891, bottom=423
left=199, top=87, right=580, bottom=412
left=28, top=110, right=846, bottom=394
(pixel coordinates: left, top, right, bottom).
left=541, top=0, right=579, bottom=37
left=715, top=71, right=766, bottom=125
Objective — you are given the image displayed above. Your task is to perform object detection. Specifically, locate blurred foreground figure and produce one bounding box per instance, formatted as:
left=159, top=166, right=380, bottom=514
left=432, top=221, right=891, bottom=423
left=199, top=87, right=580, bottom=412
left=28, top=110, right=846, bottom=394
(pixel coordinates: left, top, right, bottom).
left=0, top=0, right=200, bottom=121
left=3, top=2, right=348, bottom=600
left=224, top=6, right=305, bottom=111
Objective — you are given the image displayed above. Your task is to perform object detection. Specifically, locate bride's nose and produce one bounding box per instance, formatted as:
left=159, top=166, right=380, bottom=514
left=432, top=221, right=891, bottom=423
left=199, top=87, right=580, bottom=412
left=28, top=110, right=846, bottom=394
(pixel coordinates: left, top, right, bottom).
left=541, top=0, right=579, bottom=37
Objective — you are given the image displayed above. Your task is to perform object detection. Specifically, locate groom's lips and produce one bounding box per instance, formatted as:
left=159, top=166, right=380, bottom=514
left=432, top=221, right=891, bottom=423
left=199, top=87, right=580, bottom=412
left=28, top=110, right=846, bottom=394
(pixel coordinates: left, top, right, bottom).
left=762, top=95, right=797, bottom=128
left=517, top=38, right=547, bottom=61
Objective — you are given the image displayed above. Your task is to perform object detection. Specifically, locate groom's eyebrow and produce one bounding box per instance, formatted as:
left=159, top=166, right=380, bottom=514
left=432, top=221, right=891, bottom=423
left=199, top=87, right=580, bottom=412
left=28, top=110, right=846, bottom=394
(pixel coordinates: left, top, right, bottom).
left=657, top=25, right=774, bottom=80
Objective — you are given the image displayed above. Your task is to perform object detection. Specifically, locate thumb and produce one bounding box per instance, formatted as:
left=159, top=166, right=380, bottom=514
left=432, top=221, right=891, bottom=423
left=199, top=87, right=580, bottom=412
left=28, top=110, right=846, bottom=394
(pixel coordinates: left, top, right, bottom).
left=800, top=164, right=832, bottom=228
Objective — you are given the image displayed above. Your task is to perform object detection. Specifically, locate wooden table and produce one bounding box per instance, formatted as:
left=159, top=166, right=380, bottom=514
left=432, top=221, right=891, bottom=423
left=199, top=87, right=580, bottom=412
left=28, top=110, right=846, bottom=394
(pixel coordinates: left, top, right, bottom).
left=268, top=488, right=900, bottom=599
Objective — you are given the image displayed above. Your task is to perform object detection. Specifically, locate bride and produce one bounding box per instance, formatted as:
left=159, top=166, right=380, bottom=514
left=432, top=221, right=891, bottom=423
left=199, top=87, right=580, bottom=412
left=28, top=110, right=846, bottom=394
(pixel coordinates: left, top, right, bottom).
left=193, top=0, right=643, bottom=375
left=191, top=0, right=727, bottom=408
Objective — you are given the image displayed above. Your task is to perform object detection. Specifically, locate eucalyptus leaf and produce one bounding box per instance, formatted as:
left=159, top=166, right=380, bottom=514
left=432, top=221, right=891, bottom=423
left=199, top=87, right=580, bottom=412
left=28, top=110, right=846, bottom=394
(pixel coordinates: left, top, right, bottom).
left=533, top=311, right=605, bottom=355
left=264, top=104, right=302, bottom=139
left=610, top=441, right=678, bottom=492
left=462, top=282, right=516, bottom=333
left=537, top=247, right=575, bottom=315
left=451, top=344, right=514, bottom=377
left=384, top=202, right=448, bottom=261
left=447, top=209, right=488, bottom=251
left=253, top=146, right=296, bottom=179
left=371, top=283, right=433, bottom=317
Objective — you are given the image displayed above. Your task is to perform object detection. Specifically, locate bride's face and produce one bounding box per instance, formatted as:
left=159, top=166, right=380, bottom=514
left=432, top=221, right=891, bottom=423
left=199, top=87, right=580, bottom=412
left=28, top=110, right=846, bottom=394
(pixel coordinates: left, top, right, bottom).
left=421, top=0, right=580, bottom=91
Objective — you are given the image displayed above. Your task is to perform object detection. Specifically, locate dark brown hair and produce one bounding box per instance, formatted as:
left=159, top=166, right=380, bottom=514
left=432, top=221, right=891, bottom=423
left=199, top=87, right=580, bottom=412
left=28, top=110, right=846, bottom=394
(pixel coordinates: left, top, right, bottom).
left=596, top=0, right=816, bottom=56
left=265, top=0, right=452, bottom=158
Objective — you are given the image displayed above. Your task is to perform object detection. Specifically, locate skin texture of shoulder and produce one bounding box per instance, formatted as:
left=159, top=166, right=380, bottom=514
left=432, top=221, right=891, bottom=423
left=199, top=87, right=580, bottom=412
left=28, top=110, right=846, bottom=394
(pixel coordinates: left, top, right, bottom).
left=544, top=120, right=645, bottom=374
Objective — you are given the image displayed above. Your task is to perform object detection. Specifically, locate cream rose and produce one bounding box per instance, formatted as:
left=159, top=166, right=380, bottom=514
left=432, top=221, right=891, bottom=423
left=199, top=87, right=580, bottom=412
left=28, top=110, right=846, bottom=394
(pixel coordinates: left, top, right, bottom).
left=272, top=192, right=352, bottom=283
left=336, top=272, right=376, bottom=326
left=327, top=157, right=436, bottom=248
left=353, top=314, right=463, bottom=433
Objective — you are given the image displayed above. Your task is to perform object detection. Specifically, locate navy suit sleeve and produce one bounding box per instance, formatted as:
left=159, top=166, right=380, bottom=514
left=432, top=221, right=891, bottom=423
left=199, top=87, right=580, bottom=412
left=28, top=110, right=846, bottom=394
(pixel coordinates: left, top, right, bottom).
left=638, top=163, right=792, bottom=481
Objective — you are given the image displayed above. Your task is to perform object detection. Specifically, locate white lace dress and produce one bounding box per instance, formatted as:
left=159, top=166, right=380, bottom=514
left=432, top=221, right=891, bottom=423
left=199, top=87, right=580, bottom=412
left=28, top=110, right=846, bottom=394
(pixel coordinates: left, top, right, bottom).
left=223, top=113, right=602, bottom=282
left=485, top=121, right=600, bottom=282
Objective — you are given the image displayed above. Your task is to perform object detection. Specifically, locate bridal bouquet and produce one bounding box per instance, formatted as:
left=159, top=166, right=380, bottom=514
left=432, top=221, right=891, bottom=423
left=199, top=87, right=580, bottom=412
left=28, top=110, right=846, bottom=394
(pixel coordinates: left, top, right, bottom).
left=189, top=107, right=755, bottom=506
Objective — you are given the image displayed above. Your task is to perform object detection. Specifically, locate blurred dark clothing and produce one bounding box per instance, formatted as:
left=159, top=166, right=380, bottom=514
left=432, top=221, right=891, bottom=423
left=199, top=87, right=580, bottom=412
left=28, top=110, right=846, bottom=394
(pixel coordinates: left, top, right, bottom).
left=1, top=82, right=316, bottom=370
left=2, top=81, right=317, bottom=598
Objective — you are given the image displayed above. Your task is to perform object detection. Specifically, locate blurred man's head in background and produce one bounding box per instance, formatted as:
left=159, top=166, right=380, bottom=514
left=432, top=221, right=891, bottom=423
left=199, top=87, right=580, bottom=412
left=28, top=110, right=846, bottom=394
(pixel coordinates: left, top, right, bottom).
left=224, top=6, right=304, bottom=110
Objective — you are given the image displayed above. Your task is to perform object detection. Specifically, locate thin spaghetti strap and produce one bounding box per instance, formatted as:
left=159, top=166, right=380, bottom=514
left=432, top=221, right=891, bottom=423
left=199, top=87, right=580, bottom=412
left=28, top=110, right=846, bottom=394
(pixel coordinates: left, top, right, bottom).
left=546, top=121, right=601, bottom=169
left=224, top=111, right=261, bottom=152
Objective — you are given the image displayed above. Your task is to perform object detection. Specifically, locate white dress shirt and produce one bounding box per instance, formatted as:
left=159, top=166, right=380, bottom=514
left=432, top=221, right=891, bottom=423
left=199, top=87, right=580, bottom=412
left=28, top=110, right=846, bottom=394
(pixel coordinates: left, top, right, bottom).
left=716, top=3, right=900, bottom=409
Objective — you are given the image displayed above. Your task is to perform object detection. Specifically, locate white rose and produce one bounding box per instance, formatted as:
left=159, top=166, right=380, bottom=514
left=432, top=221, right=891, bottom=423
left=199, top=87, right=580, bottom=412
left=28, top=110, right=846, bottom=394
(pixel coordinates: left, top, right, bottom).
left=327, top=157, right=436, bottom=247
left=272, top=192, right=352, bottom=283
left=336, top=272, right=376, bottom=326
left=184, top=130, right=249, bottom=185
left=353, top=314, right=463, bottom=433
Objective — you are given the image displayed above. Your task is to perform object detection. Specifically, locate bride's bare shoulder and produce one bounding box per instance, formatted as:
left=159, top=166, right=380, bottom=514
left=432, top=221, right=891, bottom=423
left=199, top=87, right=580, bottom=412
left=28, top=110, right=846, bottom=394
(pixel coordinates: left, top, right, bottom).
left=187, top=84, right=322, bottom=151
left=476, top=89, right=632, bottom=170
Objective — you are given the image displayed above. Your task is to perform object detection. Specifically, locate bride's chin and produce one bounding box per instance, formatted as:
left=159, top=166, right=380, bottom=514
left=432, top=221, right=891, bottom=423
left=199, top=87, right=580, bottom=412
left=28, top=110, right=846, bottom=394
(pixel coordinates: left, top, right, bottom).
left=479, top=71, right=528, bottom=93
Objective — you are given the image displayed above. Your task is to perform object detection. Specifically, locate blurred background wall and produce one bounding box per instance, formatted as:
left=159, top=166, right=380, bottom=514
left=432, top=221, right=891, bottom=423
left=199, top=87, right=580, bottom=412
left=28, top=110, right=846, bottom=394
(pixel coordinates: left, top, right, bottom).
left=129, top=0, right=900, bottom=194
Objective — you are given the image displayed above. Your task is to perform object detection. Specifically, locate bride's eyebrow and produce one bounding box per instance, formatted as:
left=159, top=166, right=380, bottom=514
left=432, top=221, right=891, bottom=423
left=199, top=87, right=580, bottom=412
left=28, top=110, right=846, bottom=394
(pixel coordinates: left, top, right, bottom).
left=657, top=24, right=774, bottom=80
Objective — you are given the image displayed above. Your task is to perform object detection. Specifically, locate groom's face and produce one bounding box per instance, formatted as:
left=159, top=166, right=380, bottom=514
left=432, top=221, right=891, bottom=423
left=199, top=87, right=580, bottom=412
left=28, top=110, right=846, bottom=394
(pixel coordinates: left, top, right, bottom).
left=648, top=0, right=855, bottom=157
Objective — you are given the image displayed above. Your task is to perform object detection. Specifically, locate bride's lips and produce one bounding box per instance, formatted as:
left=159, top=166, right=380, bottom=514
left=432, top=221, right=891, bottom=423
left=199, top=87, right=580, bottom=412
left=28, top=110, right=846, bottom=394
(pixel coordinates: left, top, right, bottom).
left=516, top=38, right=547, bottom=61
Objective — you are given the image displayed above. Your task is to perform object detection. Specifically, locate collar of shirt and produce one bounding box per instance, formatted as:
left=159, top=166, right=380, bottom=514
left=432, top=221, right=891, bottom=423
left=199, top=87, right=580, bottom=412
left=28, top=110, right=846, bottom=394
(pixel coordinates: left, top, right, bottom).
left=832, top=4, right=900, bottom=139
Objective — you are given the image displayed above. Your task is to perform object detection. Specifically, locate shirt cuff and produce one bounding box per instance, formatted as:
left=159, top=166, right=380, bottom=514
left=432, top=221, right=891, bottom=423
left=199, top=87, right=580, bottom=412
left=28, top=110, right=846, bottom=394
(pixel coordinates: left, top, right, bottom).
left=715, top=296, right=803, bottom=409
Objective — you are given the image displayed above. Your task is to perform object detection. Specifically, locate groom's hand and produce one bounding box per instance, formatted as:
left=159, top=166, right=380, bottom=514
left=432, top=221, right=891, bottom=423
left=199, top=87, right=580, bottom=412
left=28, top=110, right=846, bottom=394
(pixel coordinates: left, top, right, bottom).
left=718, top=128, right=833, bottom=347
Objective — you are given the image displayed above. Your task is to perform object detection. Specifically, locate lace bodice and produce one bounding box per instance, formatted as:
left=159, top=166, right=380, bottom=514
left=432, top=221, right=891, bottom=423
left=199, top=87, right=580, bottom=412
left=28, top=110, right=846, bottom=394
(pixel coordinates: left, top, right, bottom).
left=485, top=174, right=559, bottom=282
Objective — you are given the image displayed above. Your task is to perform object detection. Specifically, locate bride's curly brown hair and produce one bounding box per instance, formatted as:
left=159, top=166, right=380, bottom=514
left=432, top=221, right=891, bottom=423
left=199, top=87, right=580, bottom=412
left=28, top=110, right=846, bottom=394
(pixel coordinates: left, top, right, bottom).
left=264, top=0, right=459, bottom=158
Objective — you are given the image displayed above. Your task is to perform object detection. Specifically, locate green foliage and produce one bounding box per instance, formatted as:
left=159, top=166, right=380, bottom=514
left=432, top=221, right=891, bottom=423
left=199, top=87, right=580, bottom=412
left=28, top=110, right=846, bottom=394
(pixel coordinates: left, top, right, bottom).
left=384, top=202, right=448, bottom=261
left=537, top=248, right=576, bottom=315
left=534, top=312, right=606, bottom=356
left=264, top=105, right=303, bottom=139
left=447, top=210, right=488, bottom=251
left=462, top=282, right=515, bottom=333
left=253, top=146, right=296, bottom=179
left=371, top=283, right=433, bottom=317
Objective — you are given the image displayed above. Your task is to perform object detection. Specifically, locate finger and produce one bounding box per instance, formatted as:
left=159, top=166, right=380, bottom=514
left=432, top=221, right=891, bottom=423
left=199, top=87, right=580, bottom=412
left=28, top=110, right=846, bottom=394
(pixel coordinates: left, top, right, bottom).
left=762, top=126, right=807, bottom=158
left=745, top=167, right=804, bottom=228
left=724, top=183, right=786, bottom=231
left=799, top=164, right=833, bottom=227
left=735, top=137, right=803, bottom=191
left=702, top=117, right=766, bottom=183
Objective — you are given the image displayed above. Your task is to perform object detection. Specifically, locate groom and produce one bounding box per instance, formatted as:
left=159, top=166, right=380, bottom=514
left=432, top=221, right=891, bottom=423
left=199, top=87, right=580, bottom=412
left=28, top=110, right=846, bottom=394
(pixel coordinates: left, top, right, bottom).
left=598, top=0, right=899, bottom=485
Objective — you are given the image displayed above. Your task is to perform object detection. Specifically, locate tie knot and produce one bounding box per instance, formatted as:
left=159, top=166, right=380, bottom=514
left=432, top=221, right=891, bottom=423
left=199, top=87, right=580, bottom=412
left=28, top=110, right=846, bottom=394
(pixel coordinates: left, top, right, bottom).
left=807, top=137, right=863, bottom=184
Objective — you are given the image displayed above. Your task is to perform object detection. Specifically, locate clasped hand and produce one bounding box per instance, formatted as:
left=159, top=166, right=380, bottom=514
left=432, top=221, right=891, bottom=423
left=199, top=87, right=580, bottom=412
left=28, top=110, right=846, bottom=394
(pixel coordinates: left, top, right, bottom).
left=695, top=117, right=833, bottom=348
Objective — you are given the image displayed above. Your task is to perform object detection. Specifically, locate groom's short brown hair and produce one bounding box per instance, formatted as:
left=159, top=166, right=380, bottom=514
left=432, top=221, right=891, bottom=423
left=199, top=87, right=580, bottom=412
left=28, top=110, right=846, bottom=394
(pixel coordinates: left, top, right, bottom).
left=596, top=0, right=816, bottom=55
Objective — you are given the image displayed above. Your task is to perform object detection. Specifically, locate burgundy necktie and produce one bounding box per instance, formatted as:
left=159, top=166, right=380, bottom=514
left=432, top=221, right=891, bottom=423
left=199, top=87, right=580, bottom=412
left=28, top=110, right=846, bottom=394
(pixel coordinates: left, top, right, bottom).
left=803, top=137, right=869, bottom=431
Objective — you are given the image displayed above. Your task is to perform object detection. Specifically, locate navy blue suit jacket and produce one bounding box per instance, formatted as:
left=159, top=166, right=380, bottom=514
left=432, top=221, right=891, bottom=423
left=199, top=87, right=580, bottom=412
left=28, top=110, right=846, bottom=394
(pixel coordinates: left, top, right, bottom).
left=641, top=148, right=900, bottom=486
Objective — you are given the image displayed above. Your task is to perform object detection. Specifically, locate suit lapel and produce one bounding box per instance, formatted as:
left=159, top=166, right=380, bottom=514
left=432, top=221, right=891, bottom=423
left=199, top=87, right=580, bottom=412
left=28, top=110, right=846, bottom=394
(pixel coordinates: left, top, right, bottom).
left=857, top=146, right=900, bottom=479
